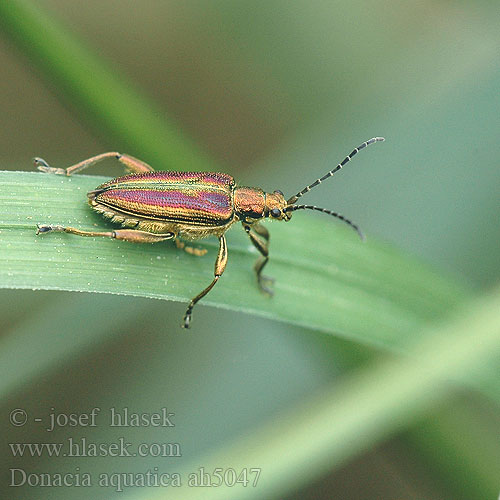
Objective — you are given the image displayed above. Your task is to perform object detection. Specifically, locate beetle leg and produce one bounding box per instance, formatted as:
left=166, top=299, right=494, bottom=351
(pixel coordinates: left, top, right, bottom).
left=183, top=235, right=227, bottom=329
left=116, top=154, right=155, bottom=173
left=243, top=223, right=274, bottom=296
left=175, top=239, right=208, bottom=256
left=36, top=224, right=174, bottom=243
left=34, top=152, right=154, bottom=176
left=252, top=222, right=270, bottom=242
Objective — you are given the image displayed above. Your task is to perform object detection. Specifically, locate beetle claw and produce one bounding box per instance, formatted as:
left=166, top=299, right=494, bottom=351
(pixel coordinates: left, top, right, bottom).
left=36, top=224, right=51, bottom=235
left=182, top=314, right=191, bottom=329
left=33, top=157, right=49, bottom=168
left=258, top=275, right=275, bottom=296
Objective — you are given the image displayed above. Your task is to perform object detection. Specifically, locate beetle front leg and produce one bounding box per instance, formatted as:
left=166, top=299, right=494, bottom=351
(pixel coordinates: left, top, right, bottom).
left=34, top=152, right=154, bottom=176
left=243, top=223, right=274, bottom=296
left=36, top=224, right=174, bottom=243
left=183, top=235, right=227, bottom=329
left=251, top=222, right=270, bottom=242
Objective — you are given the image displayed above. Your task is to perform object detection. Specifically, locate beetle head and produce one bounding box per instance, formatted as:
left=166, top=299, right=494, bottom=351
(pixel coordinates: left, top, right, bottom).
left=265, top=190, right=291, bottom=221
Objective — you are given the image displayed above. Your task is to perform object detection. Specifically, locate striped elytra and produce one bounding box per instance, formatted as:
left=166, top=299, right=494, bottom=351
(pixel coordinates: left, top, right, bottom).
left=91, top=171, right=235, bottom=226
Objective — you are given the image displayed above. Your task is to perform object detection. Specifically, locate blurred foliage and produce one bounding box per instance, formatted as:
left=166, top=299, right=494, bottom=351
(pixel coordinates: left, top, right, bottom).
left=0, top=1, right=499, bottom=499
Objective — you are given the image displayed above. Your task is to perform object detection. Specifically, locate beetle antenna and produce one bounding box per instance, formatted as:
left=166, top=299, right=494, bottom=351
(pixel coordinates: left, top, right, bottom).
left=287, top=137, right=385, bottom=205
left=286, top=204, right=364, bottom=240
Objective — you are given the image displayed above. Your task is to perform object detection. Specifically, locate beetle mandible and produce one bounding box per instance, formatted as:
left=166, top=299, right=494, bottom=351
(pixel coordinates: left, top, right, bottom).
left=35, top=137, right=384, bottom=328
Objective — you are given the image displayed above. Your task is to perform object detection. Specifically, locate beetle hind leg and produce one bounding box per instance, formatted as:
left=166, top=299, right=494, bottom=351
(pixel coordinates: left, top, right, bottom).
left=36, top=224, right=174, bottom=243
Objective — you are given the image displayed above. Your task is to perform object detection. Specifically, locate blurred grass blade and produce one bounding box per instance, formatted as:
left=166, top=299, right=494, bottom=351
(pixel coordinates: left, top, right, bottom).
left=0, top=0, right=214, bottom=170
left=0, top=294, right=158, bottom=399
left=0, top=170, right=468, bottom=348
left=406, top=401, right=500, bottom=500
left=134, top=287, right=500, bottom=500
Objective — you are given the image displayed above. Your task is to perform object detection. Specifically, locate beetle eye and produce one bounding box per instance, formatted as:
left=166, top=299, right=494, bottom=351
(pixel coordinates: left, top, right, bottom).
left=270, top=208, right=281, bottom=218
left=274, top=190, right=283, bottom=196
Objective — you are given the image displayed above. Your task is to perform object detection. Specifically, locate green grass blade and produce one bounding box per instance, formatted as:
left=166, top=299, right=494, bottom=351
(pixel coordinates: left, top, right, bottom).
left=406, top=401, right=500, bottom=500
left=0, top=0, right=214, bottom=170
left=0, top=170, right=467, bottom=347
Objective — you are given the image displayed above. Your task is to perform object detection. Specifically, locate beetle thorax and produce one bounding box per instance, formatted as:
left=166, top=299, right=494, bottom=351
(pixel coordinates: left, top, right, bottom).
left=234, top=187, right=266, bottom=220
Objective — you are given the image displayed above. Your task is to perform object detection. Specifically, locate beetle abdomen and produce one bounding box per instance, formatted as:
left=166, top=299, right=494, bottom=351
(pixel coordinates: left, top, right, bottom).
left=90, top=171, right=235, bottom=226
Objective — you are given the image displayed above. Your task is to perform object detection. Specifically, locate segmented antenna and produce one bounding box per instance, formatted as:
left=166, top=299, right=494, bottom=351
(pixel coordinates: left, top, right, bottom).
left=285, top=204, right=364, bottom=240
left=287, top=137, right=384, bottom=204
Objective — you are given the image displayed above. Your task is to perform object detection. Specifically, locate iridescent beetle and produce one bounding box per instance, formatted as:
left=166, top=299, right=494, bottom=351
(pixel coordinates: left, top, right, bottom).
left=35, top=137, right=384, bottom=328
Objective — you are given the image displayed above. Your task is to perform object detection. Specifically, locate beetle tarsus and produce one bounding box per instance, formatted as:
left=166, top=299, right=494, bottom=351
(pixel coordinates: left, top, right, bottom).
left=36, top=224, right=65, bottom=235
left=182, top=306, right=193, bottom=329
left=34, top=157, right=67, bottom=175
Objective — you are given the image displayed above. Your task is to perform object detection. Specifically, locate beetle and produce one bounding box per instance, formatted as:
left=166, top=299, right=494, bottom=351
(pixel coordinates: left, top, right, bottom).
left=35, top=137, right=384, bottom=328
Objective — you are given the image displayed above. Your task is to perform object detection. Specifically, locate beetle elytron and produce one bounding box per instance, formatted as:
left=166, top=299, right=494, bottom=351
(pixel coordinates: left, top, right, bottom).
left=35, top=137, right=384, bottom=328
